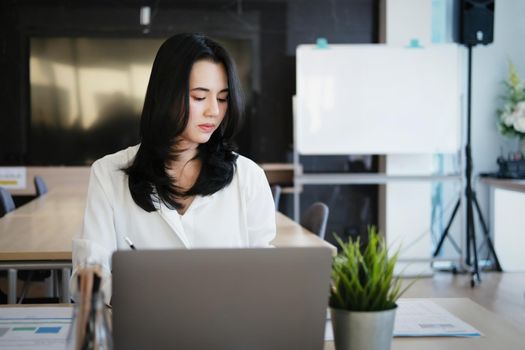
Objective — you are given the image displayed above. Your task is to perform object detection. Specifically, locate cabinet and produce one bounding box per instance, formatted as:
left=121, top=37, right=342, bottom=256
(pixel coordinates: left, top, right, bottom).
left=482, top=178, right=525, bottom=271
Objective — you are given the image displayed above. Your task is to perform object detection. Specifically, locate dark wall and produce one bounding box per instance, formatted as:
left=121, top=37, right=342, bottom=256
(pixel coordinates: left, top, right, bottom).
left=0, top=0, right=378, bottom=165
left=1, top=1, right=25, bottom=164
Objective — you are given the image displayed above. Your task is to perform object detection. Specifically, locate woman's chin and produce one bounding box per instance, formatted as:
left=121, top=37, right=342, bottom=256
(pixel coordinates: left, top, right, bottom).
left=195, top=135, right=212, bottom=144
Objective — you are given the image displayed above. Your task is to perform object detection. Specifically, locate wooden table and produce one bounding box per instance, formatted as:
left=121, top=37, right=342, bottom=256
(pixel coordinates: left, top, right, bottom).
left=273, top=212, right=336, bottom=253
left=480, top=177, right=525, bottom=193
left=0, top=189, right=86, bottom=303
left=2, top=298, right=523, bottom=349
left=324, top=298, right=525, bottom=350
left=0, top=189, right=86, bottom=260
left=0, top=188, right=334, bottom=304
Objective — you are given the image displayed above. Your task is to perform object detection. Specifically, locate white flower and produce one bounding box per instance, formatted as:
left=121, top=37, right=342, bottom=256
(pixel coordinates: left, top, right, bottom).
left=512, top=110, right=521, bottom=119
left=501, top=112, right=515, bottom=126
left=511, top=104, right=525, bottom=119
left=516, top=101, right=525, bottom=114
left=513, top=115, right=525, bottom=133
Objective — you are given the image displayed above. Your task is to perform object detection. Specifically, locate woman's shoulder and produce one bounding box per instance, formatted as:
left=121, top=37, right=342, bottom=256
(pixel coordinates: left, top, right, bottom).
left=234, top=154, right=264, bottom=175
left=233, top=154, right=268, bottom=189
left=91, top=144, right=140, bottom=176
left=231, top=154, right=271, bottom=199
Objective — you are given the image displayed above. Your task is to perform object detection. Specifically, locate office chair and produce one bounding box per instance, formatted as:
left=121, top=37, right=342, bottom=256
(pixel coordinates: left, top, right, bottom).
left=23, top=178, right=54, bottom=301
left=0, top=187, right=54, bottom=302
left=0, top=187, right=13, bottom=300
left=271, top=185, right=282, bottom=210
left=34, top=175, right=48, bottom=196
left=300, top=202, right=329, bottom=240
left=0, top=187, right=16, bottom=217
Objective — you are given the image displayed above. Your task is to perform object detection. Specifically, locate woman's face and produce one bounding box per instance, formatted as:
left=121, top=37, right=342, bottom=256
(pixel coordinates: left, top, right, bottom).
left=179, top=59, right=229, bottom=148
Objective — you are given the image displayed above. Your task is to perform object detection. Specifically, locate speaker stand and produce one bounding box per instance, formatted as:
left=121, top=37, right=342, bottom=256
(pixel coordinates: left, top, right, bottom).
left=432, top=45, right=502, bottom=287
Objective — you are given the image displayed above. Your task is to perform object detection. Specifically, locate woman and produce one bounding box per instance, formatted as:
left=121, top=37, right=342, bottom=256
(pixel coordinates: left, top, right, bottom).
left=72, top=33, right=276, bottom=303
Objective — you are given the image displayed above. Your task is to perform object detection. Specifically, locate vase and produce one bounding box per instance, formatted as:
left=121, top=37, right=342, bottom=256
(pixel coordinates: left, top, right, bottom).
left=331, top=306, right=397, bottom=350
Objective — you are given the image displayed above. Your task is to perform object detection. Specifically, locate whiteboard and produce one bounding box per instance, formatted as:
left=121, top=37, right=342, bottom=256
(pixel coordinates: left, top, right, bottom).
left=296, top=44, right=462, bottom=154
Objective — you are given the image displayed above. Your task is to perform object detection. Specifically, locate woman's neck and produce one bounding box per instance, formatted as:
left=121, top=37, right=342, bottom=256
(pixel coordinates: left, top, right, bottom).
left=175, top=149, right=198, bottom=166
left=166, top=143, right=201, bottom=190
left=173, top=139, right=198, bottom=162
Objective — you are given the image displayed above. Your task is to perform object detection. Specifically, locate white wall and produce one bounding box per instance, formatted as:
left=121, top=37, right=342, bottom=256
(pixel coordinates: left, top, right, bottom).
left=384, top=0, right=435, bottom=269
left=386, top=0, right=432, bottom=46
left=473, top=0, right=525, bottom=225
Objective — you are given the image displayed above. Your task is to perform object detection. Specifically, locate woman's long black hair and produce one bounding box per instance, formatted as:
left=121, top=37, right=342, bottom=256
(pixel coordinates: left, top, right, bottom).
left=124, top=33, right=244, bottom=212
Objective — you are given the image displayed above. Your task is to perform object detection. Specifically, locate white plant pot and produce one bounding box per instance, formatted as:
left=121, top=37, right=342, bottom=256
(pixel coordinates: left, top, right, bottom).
left=330, top=306, right=397, bottom=350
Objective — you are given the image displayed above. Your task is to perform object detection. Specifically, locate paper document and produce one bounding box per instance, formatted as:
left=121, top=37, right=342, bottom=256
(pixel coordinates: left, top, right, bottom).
left=325, top=299, right=482, bottom=341
left=394, top=299, right=482, bottom=337
left=0, top=306, right=73, bottom=350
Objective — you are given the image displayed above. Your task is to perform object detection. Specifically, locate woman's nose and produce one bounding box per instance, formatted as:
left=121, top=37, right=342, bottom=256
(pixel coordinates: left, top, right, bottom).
left=204, top=98, right=220, bottom=117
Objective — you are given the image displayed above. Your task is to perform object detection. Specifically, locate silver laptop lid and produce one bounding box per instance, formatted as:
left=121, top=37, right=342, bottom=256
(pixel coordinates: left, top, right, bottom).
left=112, top=247, right=332, bottom=350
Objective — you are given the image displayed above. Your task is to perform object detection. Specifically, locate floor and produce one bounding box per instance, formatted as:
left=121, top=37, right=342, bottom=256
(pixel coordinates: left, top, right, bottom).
left=402, top=271, right=525, bottom=330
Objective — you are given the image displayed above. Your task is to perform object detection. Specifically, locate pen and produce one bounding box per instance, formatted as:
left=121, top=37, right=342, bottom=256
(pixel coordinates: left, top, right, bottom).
left=124, top=236, right=137, bottom=250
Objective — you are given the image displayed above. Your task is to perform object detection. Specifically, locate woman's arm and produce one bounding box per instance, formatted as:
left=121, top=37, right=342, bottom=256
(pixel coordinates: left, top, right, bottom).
left=71, top=161, right=118, bottom=304
left=245, top=166, right=277, bottom=247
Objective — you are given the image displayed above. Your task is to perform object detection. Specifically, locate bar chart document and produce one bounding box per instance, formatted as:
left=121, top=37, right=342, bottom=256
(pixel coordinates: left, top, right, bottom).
left=0, top=306, right=73, bottom=350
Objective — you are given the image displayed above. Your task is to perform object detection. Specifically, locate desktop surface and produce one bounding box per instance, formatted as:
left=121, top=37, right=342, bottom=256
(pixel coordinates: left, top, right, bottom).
left=324, top=298, right=525, bottom=350
left=1, top=298, right=524, bottom=349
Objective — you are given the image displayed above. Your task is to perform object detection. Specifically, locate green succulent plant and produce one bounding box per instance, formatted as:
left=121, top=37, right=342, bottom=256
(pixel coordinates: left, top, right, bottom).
left=330, top=226, right=413, bottom=312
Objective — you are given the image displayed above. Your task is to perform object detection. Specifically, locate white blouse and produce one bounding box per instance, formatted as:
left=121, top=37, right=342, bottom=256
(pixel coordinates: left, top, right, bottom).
left=72, top=145, right=276, bottom=302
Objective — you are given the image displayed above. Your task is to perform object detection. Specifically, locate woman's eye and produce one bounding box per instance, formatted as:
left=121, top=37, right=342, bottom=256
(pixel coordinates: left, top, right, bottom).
left=192, top=96, right=205, bottom=101
left=217, top=98, right=228, bottom=103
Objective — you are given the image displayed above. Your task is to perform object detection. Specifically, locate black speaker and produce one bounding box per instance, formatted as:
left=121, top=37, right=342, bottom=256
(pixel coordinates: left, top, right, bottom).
left=460, top=0, right=494, bottom=45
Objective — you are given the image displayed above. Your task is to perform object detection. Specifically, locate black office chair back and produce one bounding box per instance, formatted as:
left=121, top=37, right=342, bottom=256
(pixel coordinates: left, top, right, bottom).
left=300, top=202, right=329, bottom=240
left=271, top=185, right=282, bottom=210
left=0, top=187, right=16, bottom=217
left=34, top=175, right=48, bottom=196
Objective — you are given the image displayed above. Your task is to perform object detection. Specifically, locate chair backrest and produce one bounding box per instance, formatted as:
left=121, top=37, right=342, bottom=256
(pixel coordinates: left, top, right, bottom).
left=34, top=175, right=48, bottom=196
left=300, top=202, right=329, bottom=240
left=0, top=187, right=16, bottom=217
left=271, top=185, right=282, bottom=210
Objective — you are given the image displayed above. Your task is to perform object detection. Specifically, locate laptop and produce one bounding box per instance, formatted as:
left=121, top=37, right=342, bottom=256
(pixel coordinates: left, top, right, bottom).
left=112, top=247, right=332, bottom=350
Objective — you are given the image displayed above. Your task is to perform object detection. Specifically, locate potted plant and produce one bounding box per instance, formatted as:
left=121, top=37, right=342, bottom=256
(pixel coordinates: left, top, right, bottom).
left=330, top=226, right=412, bottom=350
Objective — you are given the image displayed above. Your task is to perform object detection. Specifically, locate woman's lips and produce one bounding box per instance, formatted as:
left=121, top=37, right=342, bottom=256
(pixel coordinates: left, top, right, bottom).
left=198, top=124, right=215, bottom=133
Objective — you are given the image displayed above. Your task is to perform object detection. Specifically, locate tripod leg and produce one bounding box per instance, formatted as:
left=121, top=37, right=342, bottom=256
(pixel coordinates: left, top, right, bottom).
left=432, top=198, right=461, bottom=257
left=447, top=236, right=462, bottom=255
left=465, top=202, right=471, bottom=266
left=472, top=192, right=503, bottom=271
left=467, top=197, right=481, bottom=286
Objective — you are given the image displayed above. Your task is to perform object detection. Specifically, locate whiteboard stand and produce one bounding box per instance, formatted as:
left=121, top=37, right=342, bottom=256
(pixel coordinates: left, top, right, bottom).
left=293, top=43, right=465, bottom=267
